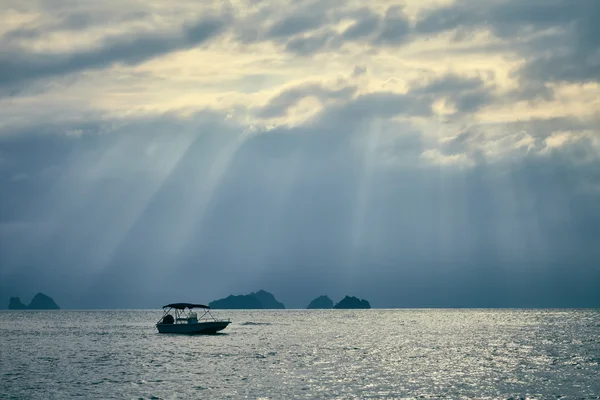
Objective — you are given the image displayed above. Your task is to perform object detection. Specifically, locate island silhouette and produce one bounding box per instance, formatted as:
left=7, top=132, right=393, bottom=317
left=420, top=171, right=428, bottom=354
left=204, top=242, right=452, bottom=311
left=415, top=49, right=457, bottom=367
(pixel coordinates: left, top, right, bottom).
left=8, top=293, right=60, bottom=310
left=209, top=291, right=372, bottom=309
left=306, top=295, right=334, bottom=309
left=209, top=290, right=286, bottom=309
left=306, top=295, right=371, bottom=309
left=333, top=295, right=371, bottom=309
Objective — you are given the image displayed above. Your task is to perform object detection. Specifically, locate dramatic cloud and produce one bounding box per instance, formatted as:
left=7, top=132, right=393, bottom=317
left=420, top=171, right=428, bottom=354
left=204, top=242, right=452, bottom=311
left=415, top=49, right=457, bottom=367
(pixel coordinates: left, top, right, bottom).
left=374, top=6, right=411, bottom=45
left=257, top=83, right=357, bottom=118
left=410, top=74, right=497, bottom=114
left=1, top=0, right=599, bottom=308
left=415, top=0, right=600, bottom=86
left=266, top=12, right=328, bottom=38
left=341, top=11, right=380, bottom=40
left=2, top=109, right=599, bottom=308
left=0, top=14, right=231, bottom=89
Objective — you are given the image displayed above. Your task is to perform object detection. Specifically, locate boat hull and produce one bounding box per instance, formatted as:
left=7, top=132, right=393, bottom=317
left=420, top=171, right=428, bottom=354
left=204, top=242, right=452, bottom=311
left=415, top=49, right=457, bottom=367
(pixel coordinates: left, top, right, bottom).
left=157, top=321, right=230, bottom=334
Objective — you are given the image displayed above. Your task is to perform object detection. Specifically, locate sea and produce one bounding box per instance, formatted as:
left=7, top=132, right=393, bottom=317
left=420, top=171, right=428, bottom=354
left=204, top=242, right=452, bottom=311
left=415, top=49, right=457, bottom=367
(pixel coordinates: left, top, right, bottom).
left=1, top=309, right=599, bottom=399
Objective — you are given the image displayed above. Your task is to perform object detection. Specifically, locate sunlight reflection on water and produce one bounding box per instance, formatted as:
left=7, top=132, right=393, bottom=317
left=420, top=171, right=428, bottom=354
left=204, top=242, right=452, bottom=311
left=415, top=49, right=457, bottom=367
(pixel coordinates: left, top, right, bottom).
left=1, top=309, right=599, bottom=399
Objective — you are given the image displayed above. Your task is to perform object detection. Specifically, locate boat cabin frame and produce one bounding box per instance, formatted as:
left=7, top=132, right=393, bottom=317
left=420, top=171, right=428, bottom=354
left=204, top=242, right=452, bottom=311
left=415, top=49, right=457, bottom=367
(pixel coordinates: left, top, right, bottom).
left=157, top=303, right=229, bottom=325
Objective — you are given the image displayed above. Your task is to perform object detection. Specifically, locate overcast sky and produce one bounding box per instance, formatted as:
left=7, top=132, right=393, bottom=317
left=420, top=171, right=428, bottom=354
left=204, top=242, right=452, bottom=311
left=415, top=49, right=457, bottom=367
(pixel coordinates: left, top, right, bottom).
left=1, top=0, right=599, bottom=308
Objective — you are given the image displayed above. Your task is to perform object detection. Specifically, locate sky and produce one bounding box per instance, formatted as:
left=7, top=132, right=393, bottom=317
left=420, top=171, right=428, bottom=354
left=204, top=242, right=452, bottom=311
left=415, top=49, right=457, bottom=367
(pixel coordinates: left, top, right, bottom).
left=1, top=0, right=599, bottom=309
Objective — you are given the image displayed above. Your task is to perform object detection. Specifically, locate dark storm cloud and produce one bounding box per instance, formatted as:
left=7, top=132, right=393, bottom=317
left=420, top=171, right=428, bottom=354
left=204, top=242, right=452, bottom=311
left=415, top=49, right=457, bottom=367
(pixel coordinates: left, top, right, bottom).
left=257, top=83, right=357, bottom=118
left=373, top=6, right=411, bottom=45
left=0, top=15, right=230, bottom=89
left=2, top=11, right=149, bottom=41
left=415, top=0, right=600, bottom=86
left=237, top=0, right=342, bottom=45
left=2, top=0, right=600, bottom=309
left=505, top=116, right=600, bottom=139
left=507, top=81, right=555, bottom=103
left=333, top=92, right=433, bottom=119
left=341, top=12, right=380, bottom=40
left=438, top=131, right=477, bottom=157
left=2, top=105, right=599, bottom=309
left=411, top=74, right=485, bottom=95
left=283, top=6, right=411, bottom=55
left=256, top=79, right=440, bottom=121
left=284, top=30, right=339, bottom=55
left=416, top=1, right=583, bottom=38
left=266, top=13, right=328, bottom=38
left=409, top=74, right=496, bottom=114
left=437, top=118, right=600, bottom=165
left=244, top=5, right=413, bottom=56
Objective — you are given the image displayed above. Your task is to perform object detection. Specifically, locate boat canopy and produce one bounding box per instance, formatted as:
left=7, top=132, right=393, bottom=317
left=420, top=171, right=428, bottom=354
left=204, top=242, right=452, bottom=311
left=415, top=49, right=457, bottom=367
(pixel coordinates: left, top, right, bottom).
left=163, top=303, right=210, bottom=310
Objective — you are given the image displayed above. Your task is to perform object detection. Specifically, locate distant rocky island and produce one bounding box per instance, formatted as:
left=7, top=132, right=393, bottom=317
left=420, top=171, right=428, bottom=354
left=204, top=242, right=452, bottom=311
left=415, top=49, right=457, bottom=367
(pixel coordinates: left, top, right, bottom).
left=307, top=295, right=334, bottom=309
left=209, top=290, right=285, bottom=309
left=305, top=295, right=371, bottom=309
left=8, top=293, right=60, bottom=310
left=333, top=296, right=371, bottom=309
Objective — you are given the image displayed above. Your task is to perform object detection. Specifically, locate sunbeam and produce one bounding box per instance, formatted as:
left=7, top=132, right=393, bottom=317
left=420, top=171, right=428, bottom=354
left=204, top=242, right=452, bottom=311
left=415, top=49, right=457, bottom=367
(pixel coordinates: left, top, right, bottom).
left=1, top=0, right=600, bottom=310
left=75, top=128, right=204, bottom=295
left=345, top=118, right=384, bottom=287
left=171, top=127, right=251, bottom=255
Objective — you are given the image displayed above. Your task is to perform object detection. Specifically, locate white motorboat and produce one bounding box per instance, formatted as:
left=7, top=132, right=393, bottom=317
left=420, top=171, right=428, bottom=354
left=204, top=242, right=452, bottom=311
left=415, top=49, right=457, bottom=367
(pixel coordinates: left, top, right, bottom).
left=156, top=303, right=231, bottom=334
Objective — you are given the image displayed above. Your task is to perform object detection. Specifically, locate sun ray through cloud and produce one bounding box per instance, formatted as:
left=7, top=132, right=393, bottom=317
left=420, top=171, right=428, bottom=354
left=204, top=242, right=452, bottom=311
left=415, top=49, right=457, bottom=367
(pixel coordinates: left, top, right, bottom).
left=1, top=0, right=599, bottom=309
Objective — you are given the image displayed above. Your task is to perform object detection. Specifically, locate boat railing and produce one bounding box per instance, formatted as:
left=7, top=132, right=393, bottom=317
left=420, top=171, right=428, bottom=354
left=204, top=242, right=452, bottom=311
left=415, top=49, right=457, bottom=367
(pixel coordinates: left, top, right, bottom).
left=157, top=305, right=230, bottom=325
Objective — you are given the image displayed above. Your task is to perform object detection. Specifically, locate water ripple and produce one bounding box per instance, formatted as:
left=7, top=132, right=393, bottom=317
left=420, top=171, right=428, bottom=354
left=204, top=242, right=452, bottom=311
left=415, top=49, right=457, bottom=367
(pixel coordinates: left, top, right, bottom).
left=1, top=309, right=599, bottom=398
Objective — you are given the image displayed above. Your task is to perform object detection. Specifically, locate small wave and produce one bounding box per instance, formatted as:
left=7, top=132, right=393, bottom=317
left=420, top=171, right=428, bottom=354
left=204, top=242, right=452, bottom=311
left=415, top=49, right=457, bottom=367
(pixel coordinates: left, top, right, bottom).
left=240, top=322, right=272, bottom=326
left=210, top=353, right=234, bottom=358
left=249, top=351, right=277, bottom=359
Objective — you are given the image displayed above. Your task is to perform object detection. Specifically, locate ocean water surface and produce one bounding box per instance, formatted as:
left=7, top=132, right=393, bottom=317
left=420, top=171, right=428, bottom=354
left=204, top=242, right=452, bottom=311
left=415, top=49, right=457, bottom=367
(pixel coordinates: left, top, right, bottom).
left=1, top=309, right=599, bottom=399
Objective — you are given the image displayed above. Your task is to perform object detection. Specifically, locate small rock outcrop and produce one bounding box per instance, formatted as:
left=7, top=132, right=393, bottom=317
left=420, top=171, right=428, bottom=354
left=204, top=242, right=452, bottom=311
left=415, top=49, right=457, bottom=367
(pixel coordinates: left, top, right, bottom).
left=209, top=290, right=285, bottom=309
left=28, top=293, right=60, bottom=309
left=8, top=293, right=60, bottom=310
left=333, top=296, right=371, bottom=309
left=8, top=297, right=27, bottom=310
left=307, top=295, right=334, bottom=309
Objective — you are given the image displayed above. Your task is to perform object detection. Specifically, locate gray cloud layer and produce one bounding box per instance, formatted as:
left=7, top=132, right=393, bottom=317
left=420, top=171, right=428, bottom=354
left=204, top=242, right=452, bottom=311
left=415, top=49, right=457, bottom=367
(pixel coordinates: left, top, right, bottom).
left=1, top=1, right=599, bottom=308
left=416, top=0, right=600, bottom=86
left=0, top=15, right=229, bottom=89
left=1, top=107, right=599, bottom=308
left=257, top=83, right=358, bottom=118
left=3, top=0, right=598, bottom=100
